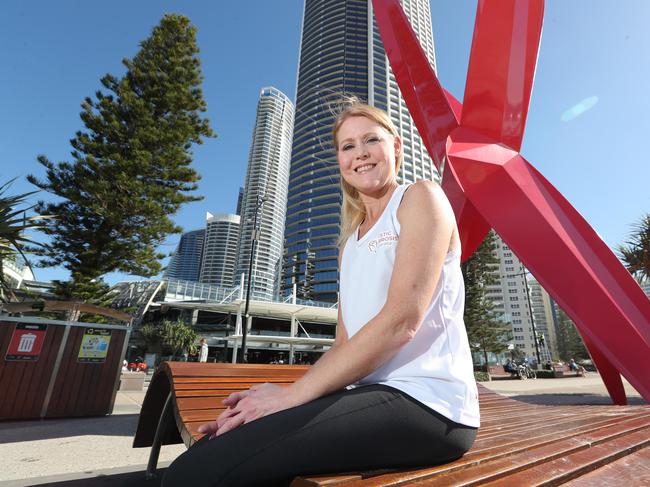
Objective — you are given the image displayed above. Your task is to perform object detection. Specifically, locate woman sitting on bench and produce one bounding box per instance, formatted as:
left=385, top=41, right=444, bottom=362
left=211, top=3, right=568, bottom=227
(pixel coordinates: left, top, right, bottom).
left=164, top=100, right=480, bottom=486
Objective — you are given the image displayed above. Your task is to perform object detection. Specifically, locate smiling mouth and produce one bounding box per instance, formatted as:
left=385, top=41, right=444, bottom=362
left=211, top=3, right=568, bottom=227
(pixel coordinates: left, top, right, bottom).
left=355, top=163, right=376, bottom=174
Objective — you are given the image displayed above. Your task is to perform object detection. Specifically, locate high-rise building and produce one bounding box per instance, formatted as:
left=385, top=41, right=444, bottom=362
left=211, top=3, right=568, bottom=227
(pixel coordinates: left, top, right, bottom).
left=282, top=0, right=438, bottom=302
left=235, top=87, right=295, bottom=301
left=484, top=234, right=538, bottom=360
left=528, top=277, right=557, bottom=361
left=236, top=187, right=244, bottom=216
left=199, top=212, right=240, bottom=288
left=164, top=229, right=205, bottom=282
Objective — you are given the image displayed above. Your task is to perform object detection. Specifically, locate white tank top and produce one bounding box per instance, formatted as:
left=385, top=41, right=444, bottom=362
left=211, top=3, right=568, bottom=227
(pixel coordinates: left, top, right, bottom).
left=339, top=184, right=480, bottom=427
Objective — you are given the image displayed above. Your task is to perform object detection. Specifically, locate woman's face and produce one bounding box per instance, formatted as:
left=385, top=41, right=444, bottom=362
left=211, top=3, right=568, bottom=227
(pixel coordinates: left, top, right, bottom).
left=336, top=116, right=401, bottom=195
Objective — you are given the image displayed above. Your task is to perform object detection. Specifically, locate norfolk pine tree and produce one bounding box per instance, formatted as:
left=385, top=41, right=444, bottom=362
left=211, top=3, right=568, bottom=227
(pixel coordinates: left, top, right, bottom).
left=28, top=15, right=215, bottom=301
left=462, top=231, right=513, bottom=371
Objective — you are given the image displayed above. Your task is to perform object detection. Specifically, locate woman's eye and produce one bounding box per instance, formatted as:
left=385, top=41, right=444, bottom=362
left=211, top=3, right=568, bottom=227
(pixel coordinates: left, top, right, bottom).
left=342, top=144, right=353, bottom=151
left=366, top=136, right=380, bottom=144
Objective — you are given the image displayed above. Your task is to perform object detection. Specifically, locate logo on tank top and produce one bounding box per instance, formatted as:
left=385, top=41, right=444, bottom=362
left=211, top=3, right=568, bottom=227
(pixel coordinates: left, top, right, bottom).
left=368, top=231, right=399, bottom=253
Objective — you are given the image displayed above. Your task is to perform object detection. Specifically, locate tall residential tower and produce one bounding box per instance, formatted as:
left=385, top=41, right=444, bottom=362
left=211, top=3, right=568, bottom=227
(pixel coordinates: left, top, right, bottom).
left=236, top=87, right=295, bottom=301
left=485, top=235, right=538, bottom=360
left=282, top=0, right=438, bottom=302
left=199, top=213, right=240, bottom=288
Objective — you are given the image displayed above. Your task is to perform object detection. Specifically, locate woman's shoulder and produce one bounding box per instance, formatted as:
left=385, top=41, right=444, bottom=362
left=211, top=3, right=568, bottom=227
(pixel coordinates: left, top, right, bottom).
left=404, top=179, right=440, bottom=196
left=399, top=180, right=445, bottom=213
left=397, top=180, right=456, bottom=229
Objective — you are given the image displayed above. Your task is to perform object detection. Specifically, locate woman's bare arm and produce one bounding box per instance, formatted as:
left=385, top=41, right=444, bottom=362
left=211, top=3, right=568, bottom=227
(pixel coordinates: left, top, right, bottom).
left=285, top=180, right=455, bottom=404
left=208, top=180, right=456, bottom=436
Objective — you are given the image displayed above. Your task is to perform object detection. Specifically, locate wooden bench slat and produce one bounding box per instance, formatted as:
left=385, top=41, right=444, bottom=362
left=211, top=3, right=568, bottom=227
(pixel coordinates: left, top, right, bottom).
left=176, top=396, right=225, bottom=411
left=290, top=474, right=364, bottom=486
left=303, top=414, right=650, bottom=486
left=173, top=377, right=298, bottom=384
left=166, top=363, right=309, bottom=378
left=173, top=381, right=294, bottom=391
left=477, top=407, right=617, bottom=435
left=474, top=409, right=645, bottom=442
left=395, top=419, right=650, bottom=486
left=174, top=387, right=265, bottom=397
left=477, top=409, right=595, bottom=435
left=471, top=412, right=650, bottom=452
left=563, top=444, right=650, bottom=486
left=478, top=427, right=650, bottom=486
left=463, top=413, right=650, bottom=481
left=178, top=408, right=226, bottom=423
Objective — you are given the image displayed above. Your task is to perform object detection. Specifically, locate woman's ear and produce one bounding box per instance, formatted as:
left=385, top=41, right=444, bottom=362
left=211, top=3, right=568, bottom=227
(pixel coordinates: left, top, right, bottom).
left=394, top=135, right=402, bottom=157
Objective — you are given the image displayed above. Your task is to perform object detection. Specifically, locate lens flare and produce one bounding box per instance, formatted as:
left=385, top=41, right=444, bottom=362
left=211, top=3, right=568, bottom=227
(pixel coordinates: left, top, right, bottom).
left=561, top=96, right=599, bottom=122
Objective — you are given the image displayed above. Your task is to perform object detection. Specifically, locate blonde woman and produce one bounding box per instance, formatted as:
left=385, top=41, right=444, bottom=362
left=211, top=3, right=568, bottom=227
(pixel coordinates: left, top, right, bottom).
left=164, top=102, right=479, bottom=486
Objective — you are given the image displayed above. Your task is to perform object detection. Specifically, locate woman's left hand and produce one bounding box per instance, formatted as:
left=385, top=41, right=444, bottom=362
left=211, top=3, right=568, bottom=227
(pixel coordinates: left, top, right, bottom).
left=198, top=383, right=296, bottom=438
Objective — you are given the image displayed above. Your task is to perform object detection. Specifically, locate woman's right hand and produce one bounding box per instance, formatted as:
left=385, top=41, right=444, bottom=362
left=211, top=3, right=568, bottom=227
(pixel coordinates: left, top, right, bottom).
left=197, top=389, right=251, bottom=439
left=222, top=390, right=250, bottom=408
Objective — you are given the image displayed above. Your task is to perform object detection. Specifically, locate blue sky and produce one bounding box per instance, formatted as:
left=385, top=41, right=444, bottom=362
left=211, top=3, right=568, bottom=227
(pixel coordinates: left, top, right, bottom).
left=1, top=1, right=648, bottom=284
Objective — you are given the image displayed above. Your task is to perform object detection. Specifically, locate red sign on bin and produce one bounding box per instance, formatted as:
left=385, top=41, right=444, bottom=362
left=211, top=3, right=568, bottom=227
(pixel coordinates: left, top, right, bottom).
left=5, top=323, right=47, bottom=361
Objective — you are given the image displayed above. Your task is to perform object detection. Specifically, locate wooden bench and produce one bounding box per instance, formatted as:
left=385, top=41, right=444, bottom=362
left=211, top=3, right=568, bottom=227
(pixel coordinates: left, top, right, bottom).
left=553, top=364, right=587, bottom=378
left=487, top=364, right=516, bottom=379
left=134, top=362, right=650, bottom=485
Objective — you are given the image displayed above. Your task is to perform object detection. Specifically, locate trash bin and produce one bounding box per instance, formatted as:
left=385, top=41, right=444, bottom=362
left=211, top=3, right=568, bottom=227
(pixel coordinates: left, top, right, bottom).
left=0, top=317, right=131, bottom=420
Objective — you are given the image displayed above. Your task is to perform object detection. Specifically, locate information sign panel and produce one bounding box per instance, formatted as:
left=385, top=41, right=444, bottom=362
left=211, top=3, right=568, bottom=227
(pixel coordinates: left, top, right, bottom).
left=5, top=323, right=47, bottom=361
left=78, top=328, right=111, bottom=363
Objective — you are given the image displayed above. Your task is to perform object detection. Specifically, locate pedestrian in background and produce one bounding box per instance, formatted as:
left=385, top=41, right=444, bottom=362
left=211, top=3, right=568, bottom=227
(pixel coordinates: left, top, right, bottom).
left=199, top=338, right=208, bottom=363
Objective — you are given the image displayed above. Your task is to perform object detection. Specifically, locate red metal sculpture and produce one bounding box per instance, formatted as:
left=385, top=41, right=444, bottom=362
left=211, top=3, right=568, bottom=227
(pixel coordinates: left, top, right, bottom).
left=372, top=0, right=650, bottom=405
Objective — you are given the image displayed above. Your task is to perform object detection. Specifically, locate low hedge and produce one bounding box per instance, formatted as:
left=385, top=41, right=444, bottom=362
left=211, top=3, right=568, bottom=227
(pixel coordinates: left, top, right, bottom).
left=474, top=371, right=490, bottom=382
left=534, top=370, right=555, bottom=379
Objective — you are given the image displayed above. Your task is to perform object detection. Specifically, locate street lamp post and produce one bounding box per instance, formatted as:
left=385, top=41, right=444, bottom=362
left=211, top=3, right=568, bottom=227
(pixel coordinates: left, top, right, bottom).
left=522, top=274, right=542, bottom=365
left=240, top=195, right=265, bottom=363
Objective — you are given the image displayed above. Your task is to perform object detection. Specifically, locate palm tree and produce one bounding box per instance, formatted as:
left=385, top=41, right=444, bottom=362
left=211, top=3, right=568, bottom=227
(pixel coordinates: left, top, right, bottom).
left=0, top=179, right=49, bottom=301
left=618, top=213, right=650, bottom=282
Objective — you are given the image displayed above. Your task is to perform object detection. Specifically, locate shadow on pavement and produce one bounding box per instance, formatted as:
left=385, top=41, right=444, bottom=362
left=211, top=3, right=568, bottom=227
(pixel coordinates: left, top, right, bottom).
left=0, top=414, right=141, bottom=444
left=508, top=394, right=648, bottom=406
left=30, top=469, right=165, bottom=486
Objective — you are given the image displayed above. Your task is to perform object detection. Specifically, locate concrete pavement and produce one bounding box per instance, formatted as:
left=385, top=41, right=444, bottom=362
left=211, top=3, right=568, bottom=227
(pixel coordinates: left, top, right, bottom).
left=0, top=374, right=646, bottom=486
left=480, top=374, right=646, bottom=405
left=0, top=390, right=184, bottom=486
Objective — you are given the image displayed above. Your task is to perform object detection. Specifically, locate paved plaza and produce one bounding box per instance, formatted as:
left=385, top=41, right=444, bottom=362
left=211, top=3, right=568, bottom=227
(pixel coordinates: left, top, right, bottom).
left=0, top=374, right=645, bottom=486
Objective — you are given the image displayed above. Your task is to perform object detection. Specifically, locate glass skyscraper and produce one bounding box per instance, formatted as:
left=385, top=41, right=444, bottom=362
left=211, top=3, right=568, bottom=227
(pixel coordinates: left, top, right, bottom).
left=282, top=0, right=438, bottom=302
left=164, top=229, right=205, bottom=282
left=236, top=87, right=295, bottom=301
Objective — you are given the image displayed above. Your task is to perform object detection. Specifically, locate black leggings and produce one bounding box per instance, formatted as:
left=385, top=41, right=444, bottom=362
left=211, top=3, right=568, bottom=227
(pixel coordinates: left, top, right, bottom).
left=163, top=384, right=477, bottom=487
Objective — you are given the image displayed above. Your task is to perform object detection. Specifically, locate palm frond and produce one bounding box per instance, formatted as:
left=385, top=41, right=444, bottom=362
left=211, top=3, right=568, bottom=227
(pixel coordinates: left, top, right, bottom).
left=0, top=179, right=52, bottom=301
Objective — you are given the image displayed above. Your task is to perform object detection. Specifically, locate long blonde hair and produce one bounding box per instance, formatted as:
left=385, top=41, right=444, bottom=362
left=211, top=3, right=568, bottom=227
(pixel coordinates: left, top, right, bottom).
left=332, top=101, right=403, bottom=247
